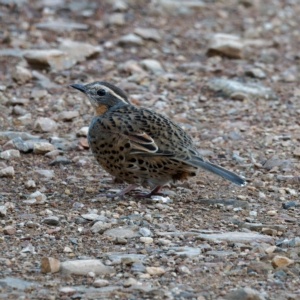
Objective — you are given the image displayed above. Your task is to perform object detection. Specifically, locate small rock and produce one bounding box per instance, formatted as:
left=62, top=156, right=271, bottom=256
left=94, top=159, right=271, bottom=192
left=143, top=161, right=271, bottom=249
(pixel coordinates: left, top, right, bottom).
left=12, top=137, right=32, bottom=153
left=113, top=0, right=128, bottom=11
left=60, top=259, right=114, bottom=275
left=134, top=28, right=161, bottom=42
left=140, top=59, right=164, bottom=74
left=117, top=33, right=144, bottom=46
left=0, top=131, right=40, bottom=142
left=33, top=142, right=55, bottom=154
left=91, top=221, right=112, bottom=234
left=26, top=190, right=47, bottom=204
left=108, top=13, right=125, bottom=26
left=123, top=277, right=137, bottom=287
left=64, top=247, right=73, bottom=253
left=76, top=127, right=89, bottom=137
left=43, top=216, right=60, bottom=226
left=31, top=89, right=48, bottom=100
left=57, top=111, right=79, bottom=121
left=59, top=287, right=76, bottom=296
left=245, top=68, right=266, bottom=79
left=32, top=169, right=54, bottom=179
left=45, top=150, right=62, bottom=159
left=49, top=156, right=71, bottom=166
left=267, top=210, right=277, bottom=216
left=12, top=66, right=32, bottom=84
left=225, top=287, right=265, bottom=300
left=207, top=33, right=243, bottom=58
left=293, top=147, right=300, bottom=156
left=3, top=226, right=16, bottom=235
left=265, top=246, right=276, bottom=254
left=35, top=20, right=88, bottom=31
left=0, top=205, right=7, bottom=216
left=0, top=149, right=20, bottom=160
left=139, top=227, right=152, bottom=237
left=104, top=227, right=139, bottom=239
left=93, top=279, right=109, bottom=288
left=0, top=166, right=14, bottom=178
left=34, top=117, right=57, bottom=133
left=177, top=265, right=191, bottom=274
left=41, top=257, right=60, bottom=273
left=146, top=266, right=165, bottom=276
left=140, top=237, right=153, bottom=244
left=271, top=255, right=294, bottom=268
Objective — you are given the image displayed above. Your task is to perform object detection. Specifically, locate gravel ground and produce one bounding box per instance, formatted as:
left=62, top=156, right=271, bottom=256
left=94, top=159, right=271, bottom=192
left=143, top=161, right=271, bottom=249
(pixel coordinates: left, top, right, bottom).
left=1, top=0, right=300, bottom=299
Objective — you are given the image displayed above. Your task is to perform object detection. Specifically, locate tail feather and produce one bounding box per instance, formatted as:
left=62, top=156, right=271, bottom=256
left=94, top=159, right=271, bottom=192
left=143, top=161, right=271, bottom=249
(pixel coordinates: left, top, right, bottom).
left=191, top=159, right=246, bottom=186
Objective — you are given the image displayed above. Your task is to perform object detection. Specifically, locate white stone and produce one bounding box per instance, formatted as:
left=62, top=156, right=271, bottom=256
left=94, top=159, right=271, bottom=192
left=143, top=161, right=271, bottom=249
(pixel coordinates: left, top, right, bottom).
left=0, top=166, right=14, bottom=178
left=134, top=28, right=161, bottom=41
left=60, top=259, right=114, bottom=275
left=0, top=149, right=20, bottom=160
left=33, top=142, right=55, bottom=154
left=117, top=33, right=144, bottom=46
left=140, top=237, right=153, bottom=244
left=91, top=221, right=112, bottom=234
left=140, top=59, right=164, bottom=74
left=24, top=180, right=36, bottom=189
left=34, top=117, right=57, bottom=133
left=76, top=127, right=89, bottom=137
left=146, top=266, right=165, bottom=276
left=108, top=13, right=125, bottom=26
left=93, top=279, right=109, bottom=288
left=57, top=111, right=79, bottom=121
left=12, top=66, right=32, bottom=84
left=207, top=33, right=243, bottom=58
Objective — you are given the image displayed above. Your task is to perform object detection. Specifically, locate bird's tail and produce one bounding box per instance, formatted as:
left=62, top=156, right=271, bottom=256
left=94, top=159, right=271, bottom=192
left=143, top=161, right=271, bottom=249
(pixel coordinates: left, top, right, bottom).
left=191, top=158, right=246, bottom=186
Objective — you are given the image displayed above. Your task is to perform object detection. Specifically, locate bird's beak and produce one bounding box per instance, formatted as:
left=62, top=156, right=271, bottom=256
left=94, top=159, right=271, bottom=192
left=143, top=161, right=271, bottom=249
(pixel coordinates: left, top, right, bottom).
left=70, top=83, right=86, bottom=93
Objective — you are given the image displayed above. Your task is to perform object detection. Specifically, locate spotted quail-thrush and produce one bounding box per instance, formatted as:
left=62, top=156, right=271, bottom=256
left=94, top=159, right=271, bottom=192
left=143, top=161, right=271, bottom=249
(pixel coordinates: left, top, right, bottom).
left=71, top=81, right=246, bottom=198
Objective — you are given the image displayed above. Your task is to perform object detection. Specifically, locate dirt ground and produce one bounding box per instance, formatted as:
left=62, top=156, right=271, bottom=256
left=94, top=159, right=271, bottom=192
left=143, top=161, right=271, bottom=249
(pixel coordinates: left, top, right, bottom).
left=0, top=0, right=300, bottom=299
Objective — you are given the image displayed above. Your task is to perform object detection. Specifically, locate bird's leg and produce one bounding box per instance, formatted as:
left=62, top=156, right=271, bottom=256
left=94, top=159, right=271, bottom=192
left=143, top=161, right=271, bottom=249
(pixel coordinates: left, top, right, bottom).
left=135, top=185, right=164, bottom=198
left=98, top=184, right=138, bottom=199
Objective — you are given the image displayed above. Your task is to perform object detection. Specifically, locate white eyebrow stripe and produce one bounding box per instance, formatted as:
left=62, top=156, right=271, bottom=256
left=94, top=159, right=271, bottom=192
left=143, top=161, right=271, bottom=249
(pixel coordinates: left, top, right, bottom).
left=95, top=84, right=128, bottom=104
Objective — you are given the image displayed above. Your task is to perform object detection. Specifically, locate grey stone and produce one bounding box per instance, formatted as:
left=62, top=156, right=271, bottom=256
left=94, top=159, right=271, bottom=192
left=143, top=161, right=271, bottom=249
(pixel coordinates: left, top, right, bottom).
left=196, top=199, right=249, bottom=209
left=245, top=68, right=267, bottom=79
left=104, top=227, right=139, bottom=239
left=43, top=216, right=60, bottom=226
left=57, top=111, right=79, bottom=121
left=225, top=287, right=265, bottom=300
left=208, top=78, right=277, bottom=100
left=108, top=13, right=125, bottom=26
left=60, top=260, right=114, bottom=275
left=140, top=59, right=165, bottom=74
left=0, top=277, right=39, bottom=291
left=34, top=20, right=89, bottom=31
left=11, top=66, right=32, bottom=84
left=139, top=227, right=152, bottom=237
left=33, top=142, right=55, bottom=154
left=49, top=156, right=71, bottom=166
left=134, top=28, right=161, bottom=41
left=0, top=166, right=14, bottom=178
left=32, top=169, right=54, bottom=179
left=196, top=232, right=274, bottom=244
left=170, top=246, right=201, bottom=258
left=0, top=205, right=7, bottom=216
left=108, top=253, right=146, bottom=265
left=12, top=137, right=32, bottom=153
left=117, top=33, right=144, bottom=46
left=0, top=132, right=40, bottom=142
left=0, top=149, right=20, bottom=160
left=91, top=221, right=112, bottom=234
left=34, top=117, right=57, bottom=133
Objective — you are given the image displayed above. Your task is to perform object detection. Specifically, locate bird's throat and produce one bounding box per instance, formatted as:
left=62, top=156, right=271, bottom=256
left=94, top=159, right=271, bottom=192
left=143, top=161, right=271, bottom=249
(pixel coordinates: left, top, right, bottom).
left=95, top=104, right=108, bottom=115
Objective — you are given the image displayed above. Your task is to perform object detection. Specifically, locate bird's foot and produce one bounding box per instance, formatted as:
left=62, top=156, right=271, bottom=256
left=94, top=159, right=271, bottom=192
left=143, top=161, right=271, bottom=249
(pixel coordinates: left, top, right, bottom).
left=134, top=186, right=163, bottom=198
left=98, top=184, right=138, bottom=199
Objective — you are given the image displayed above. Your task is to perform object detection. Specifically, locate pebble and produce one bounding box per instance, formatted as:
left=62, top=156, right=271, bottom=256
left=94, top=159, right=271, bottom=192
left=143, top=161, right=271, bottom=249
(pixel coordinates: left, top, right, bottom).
left=104, top=227, right=139, bottom=239
left=40, top=257, right=60, bottom=273
left=267, top=210, right=277, bottom=216
left=63, top=247, right=73, bottom=253
left=265, top=246, right=276, bottom=254
left=197, top=232, right=274, bottom=244
left=49, top=156, right=71, bottom=166
left=3, top=226, right=16, bottom=235
left=33, top=142, right=55, bottom=154
left=11, top=66, right=32, bottom=84
left=108, top=254, right=146, bottom=265
left=0, top=131, right=40, bottom=142
left=208, top=78, right=277, bottom=100
left=34, top=117, right=57, bottom=133
left=32, top=169, right=54, bottom=179
left=93, top=279, right=109, bottom=288
left=225, top=287, right=265, bottom=300
left=0, top=149, right=20, bottom=160
left=146, top=266, right=165, bottom=276
left=0, top=166, right=14, bottom=178
left=140, top=59, right=165, bottom=74
left=178, top=265, right=191, bottom=274
left=91, top=221, right=112, bottom=234
left=207, top=33, right=243, bottom=58
left=140, top=237, right=153, bottom=244
left=282, top=201, right=297, bottom=209
left=76, top=126, right=89, bottom=137
left=271, top=255, right=294, bottom=268
left=108, top=13, right=125, bottom=26
left=117, top=33, right=144, bottom=46
left=59, top=287, right=76, bottom=296
left=123, top=277, right=137, bottom=287
left=139, top=227, right=152, bottom=237
left=42, top=216, right=60, bottom=226
left=0, top=205, right=7, bottom=216
left=245, top=68, right=267, bottom=79
left=134, top=28, right=161, bottom=41
left=12, top=137, right=32, bottom=153
left=35, top=20, right=88, bottom=31
left=57, top=111, right=79, bottom=121
left=31, top=89, right=48, bottom=100
left=60, top=260, right=114, bottom=275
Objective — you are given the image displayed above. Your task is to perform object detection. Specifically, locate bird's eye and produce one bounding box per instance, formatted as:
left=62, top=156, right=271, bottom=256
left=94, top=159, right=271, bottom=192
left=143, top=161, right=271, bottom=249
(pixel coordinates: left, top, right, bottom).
left=97, top=89, right=106, bottom=96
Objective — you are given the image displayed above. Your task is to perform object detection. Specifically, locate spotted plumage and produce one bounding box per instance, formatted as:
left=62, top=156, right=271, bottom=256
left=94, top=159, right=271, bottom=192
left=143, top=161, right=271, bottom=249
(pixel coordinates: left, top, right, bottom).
left=71, top=81, right=245, bottom=198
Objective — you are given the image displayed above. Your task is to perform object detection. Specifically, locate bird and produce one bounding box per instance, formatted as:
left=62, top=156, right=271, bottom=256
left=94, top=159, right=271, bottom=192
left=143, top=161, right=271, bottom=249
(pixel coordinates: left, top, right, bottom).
left=71, top=81, right=246, bottom=198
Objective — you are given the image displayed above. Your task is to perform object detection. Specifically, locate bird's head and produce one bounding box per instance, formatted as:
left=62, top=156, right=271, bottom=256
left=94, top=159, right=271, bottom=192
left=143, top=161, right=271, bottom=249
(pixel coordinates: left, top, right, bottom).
left=71, top=81, right=130, bottom=115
